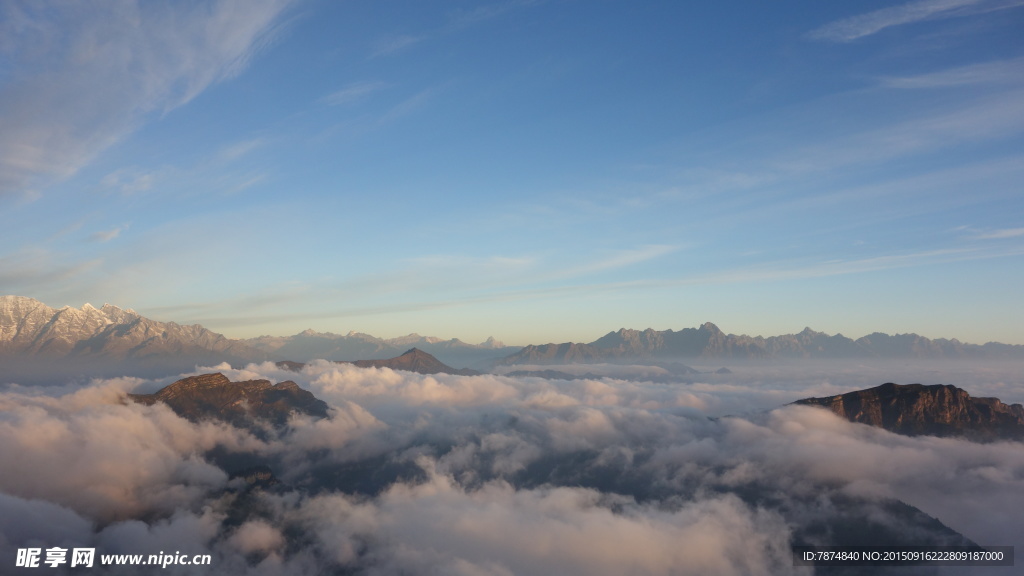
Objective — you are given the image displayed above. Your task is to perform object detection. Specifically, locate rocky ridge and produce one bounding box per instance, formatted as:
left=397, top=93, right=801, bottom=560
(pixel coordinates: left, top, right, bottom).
left=793, top=382, right=1024, bottom=441
left=129, top=372, right=329, bottom=430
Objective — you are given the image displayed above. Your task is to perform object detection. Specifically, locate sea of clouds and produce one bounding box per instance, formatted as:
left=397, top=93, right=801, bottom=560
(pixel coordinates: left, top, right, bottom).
left=1, top=360, right=1022, bottom=575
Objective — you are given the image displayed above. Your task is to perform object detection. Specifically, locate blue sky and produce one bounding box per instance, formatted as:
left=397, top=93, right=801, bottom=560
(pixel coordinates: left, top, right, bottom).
left=1, top=0, right=1023, bottom=345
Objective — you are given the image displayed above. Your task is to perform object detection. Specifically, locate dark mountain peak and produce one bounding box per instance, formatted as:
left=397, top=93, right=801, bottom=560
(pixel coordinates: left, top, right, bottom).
left=349, top=348, right=480, bottom=376
left=275, top=360, right=306, bottom=371
left=700, top=322, right=722, bottom=334
left=151, top=372, right=232, bottom=397
left=395, top=347, right=439, bottom=363
left=793, top=383, right=1024, bottom=441
left=480, top=336, right=504, bottom=348
left=129, top=372, right=329, bottom=431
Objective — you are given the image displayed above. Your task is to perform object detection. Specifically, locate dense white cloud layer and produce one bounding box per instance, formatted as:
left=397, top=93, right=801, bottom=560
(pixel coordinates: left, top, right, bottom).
left=1, top=361, right=1022, bottom=574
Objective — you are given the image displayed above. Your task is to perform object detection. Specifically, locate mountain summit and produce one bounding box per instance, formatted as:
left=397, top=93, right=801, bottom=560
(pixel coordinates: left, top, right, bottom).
left=129, top=373, right=329, bottom=430
left=347, top=348, right=480, bottom=376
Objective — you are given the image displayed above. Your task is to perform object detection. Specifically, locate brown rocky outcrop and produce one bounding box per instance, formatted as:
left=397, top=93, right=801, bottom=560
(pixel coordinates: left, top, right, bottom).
left=129, top=372, right=329, bottom=430
left=793, top=383, right=1024, bottom=441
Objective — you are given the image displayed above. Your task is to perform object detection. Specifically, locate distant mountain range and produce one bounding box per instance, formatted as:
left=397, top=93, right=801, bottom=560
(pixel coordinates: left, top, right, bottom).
left=4, top=295, right=1024, bottom=382
left=277, top=348, right=481, bottom=376
left=794, top=382, right=1024, bottom=441
left=499, top=323, right=1024, bottom=364
left=0, top=296, right=515, bottom=379
left=245, top=329, right=518, bottom=369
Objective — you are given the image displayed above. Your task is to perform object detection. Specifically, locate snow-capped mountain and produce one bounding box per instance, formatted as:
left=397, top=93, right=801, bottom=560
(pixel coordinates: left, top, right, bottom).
left=0, top=296, right=266, bottom=380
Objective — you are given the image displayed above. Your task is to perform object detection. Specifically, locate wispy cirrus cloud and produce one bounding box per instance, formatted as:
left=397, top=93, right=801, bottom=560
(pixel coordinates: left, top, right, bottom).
left=880, top=57, right=1024, bottom=89
left=370, top=34, right=425, bottom=58
left=321, top=81, right=389, bottom=106
left=670, top=247, right=988, bottom=286
left=140, top=241, right=1024, bottom=335
left=807, top=0, right=1024, bottom=42
left=89, top=225, right=129, bottom=244
left=772, top=90, right=1024, bottom=175
left=973, top=227, right=1024, bottom=240
left=379, top=86, right=443, bottom=123
left=370, top=0, right=541, bottom=57
left=0, top=0, right=295, bottom=197
left=446, top=0, right=543, bottom=31
left=217, top=138, right=267, bottom=163
left=0, top=249, right=102, bottom=295
left=560, top=245, right=680, bottom=278
left=99, top=168, right=162, bottom=196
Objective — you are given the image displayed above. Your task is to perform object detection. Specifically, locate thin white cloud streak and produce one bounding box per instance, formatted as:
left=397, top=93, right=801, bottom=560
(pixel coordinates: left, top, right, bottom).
left=760, top=153, right=1024, bottom=220
left=99, top=168, right=162, bottom=195
left=501, top=85, right=1024, bottom=242
left=370, top=34, right=425, bottom=57
left=225, top=173, right=268, bottom=195
left=156, top=241, right=1024, bottom=332
left=674, top=247, right=989, bottom=285
left=380, top=86, right=443, bottom=123
left=370, top=0, right=540, bottom=58
left=217, top=138, right=267, bottom=163
left=0, top=248, right=102, bottom=295
left=446, top=0, right=544, bottom=31
left=974, top=227, right=1024, bottom=239
left=880, top=57, right=1024, bottom=89
left=0, top=0, right=295, bottom=196
left=557, top=244, right=679, bottom=278
left=88, top=225, right=128, bottom=243
left=96, top=137, right=270, bottom=201
left=390, top=245, right=675, bottom=293
left=773, top=90, right=1024, bottom=175
left=321, top=81, right=389, bottom=106
left=407, top=254, right=535, bottom=273
left=807, top=0, right=1024, bottom=42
